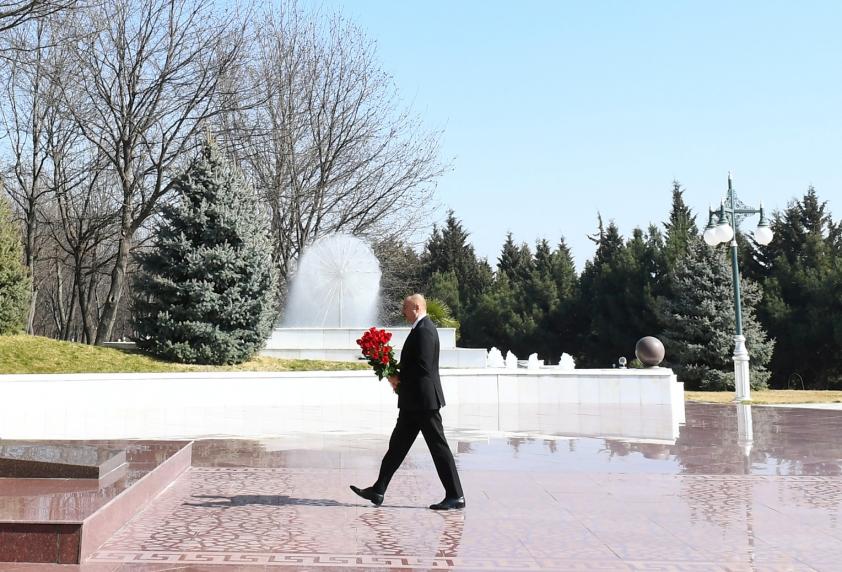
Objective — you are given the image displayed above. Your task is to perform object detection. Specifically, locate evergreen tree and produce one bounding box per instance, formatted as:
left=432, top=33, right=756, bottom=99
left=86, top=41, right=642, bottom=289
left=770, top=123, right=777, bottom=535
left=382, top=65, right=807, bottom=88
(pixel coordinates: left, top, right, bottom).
left=576, top=216, right=668, bottom=367
left=132, top=140, right=278, bottom=365
left=522, top=239, right=560, bottom=359
left=420, top=211, right=493, bottom=347
left=753, top=188, right=842, bottom=388
left=459, top=234, right=537, bottom=357
left=659, top=239, right=773, bottom=390
left=497, top=232, right=534, bottom=283
left=625, top=225, right=667, bottom=340
left=551, top=238, right=578, bottom=301
left=373, top=236, right=424, bottom=324
left=588, top=214, right=625, bottom=264
left=533, top=239, right=555, bottom=282
left=462, top=234, right=581, bottom=363
left=0, top=192, right=31, bottom=334
left=421, top=211, right=492, bottom=314
left=523, top=238, right=583, bottom=362
left=659, top=182, right=699, bottom=338
left=428, top=270, right=461, bottom=319
left=545, top=238, right=581, bottom=361
left=663, top=180, right=699, bottom=269
left=463, top=273, right=537, bottom=358
left=577, top=219, right=634, bottom=366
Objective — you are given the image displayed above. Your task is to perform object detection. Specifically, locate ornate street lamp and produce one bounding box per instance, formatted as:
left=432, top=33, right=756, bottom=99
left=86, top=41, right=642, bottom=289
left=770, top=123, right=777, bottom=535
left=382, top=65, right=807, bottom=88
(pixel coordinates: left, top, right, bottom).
left=702, top=173, right=773, bottom=402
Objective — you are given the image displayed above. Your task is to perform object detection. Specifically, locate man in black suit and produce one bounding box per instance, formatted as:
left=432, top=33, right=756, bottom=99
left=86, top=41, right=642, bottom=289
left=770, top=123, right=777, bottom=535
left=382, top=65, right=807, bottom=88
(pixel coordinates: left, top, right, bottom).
left=351, top=294, right=465, bottom=510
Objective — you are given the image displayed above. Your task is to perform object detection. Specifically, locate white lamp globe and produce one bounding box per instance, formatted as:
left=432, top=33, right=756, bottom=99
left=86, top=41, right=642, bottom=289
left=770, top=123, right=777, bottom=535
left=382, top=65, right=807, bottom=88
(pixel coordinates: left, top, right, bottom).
left=754, top=225, right=773, bottom=245
left=717, top=222, right=734, bottom=243
left=703, top=227, right=719, bottom=246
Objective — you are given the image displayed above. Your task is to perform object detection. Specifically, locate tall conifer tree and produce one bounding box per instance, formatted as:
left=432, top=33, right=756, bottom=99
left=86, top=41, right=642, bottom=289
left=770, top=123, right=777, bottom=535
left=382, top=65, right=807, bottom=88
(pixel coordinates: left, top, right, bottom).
left=497, top=233, right=534, bottom=283
left=545, top=238, right=580, bottom=360
left=132, top=140, right=278, bottom=364
left=663, top=181, right=698, bottom=269
left=460, top=234, right=535, bottom=357
left=659, top=239, right=773, bottom=390
left=625, top=225, right=666, bottom=345
left=428, top=270, right=462, bottom=319
left=577, top=218, right=634, bottom=366
left=753, top=188, right=842, bottom=388
left=421, top=210, right=492, bottom=318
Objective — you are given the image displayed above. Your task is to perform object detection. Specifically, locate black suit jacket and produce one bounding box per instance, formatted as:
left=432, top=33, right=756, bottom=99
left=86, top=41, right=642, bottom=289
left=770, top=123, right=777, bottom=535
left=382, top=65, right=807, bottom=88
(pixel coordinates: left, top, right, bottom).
left=397, top=316, right=445, bottom=411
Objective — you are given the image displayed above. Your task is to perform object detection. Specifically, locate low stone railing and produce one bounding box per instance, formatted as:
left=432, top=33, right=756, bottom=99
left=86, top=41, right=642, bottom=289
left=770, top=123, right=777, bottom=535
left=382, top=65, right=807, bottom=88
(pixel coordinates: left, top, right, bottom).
left=0, top=367, right=684, bottom=440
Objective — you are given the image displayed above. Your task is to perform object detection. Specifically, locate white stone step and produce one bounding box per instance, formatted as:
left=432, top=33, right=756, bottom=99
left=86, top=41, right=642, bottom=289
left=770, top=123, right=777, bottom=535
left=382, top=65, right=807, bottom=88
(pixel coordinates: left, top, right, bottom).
left=260, top=347, right=488, bottom=368
left=266, top=327, right=458, bottom=350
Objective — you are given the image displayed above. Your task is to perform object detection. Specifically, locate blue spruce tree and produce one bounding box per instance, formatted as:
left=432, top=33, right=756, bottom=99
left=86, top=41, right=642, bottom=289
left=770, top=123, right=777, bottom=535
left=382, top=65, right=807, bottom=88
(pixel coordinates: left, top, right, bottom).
left=132, top=140, right=278, bottom=364
left=658, top=238, right=773, bottom=390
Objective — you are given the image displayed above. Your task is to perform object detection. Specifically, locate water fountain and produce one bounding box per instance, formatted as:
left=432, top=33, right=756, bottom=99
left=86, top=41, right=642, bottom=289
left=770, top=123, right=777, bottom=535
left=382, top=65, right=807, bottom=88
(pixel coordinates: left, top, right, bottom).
left=282, top=234, right=381, bottom=328
left=262, top=233, right=488, bottom=367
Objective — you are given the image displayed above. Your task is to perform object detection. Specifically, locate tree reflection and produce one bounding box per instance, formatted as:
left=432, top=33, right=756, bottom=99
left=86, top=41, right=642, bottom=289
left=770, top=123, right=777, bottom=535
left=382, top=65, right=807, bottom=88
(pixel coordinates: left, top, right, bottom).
left=591, top=404, right=842, bottom=476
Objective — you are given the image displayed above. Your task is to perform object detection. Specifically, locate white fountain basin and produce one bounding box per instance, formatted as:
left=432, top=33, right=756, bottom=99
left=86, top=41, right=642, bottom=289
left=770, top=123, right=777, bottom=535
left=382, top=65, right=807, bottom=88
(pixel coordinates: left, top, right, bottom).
left=262, top=327, right=488, bottom=368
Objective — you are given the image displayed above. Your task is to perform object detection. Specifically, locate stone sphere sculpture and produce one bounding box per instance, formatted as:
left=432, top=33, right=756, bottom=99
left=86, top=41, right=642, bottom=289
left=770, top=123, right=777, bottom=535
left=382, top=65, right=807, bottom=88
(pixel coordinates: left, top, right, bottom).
left=635, top=336, right=665, bottom=367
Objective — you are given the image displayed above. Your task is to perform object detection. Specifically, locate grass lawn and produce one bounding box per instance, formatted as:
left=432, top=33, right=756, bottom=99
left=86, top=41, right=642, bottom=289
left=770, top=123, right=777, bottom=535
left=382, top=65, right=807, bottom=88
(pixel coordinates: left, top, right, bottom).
left=0, top=334, right=369, bottom=374
left=685, top=390, right=842, bottom=405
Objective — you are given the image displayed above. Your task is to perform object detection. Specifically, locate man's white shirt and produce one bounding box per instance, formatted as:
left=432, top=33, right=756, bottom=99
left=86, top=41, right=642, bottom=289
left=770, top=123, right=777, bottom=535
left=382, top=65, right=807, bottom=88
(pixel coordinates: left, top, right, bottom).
left=411, top=313, right=427, bottom=329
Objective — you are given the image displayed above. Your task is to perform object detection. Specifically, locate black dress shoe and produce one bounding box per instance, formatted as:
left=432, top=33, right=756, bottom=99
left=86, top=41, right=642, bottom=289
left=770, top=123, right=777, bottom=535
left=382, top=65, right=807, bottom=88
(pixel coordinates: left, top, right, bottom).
left=350, top=485, right=384, bottom=506
left=429, top=497, right=466, bottom=510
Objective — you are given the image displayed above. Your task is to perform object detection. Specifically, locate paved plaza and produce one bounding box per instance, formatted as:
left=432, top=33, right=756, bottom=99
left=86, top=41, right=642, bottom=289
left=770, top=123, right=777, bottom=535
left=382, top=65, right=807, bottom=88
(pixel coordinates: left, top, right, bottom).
left=2, top=403, right=842, bottom=571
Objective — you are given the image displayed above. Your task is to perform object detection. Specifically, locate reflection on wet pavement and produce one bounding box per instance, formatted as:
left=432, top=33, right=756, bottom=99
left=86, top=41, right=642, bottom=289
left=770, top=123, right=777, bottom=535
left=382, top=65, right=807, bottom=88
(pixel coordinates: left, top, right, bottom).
left=71, top=404, right=842, bottom=570
left=0, top=441, right=187, bottom=523
left=186, top=403, right=842, bottom=476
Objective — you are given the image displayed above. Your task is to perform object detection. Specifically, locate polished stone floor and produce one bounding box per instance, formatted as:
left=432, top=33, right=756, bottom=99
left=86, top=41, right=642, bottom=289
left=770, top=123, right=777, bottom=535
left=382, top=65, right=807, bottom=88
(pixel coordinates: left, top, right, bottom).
left=0, top=442, right=186, bottom=522
left=5, top=403, right=842, bottom=571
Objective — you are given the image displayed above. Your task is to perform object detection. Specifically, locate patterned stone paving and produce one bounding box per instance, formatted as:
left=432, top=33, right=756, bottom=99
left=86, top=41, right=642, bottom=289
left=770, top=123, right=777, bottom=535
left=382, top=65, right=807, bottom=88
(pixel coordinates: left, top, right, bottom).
left=7, top=404, right=842, bottom=570
left=85, top=465, right=842, bottom=570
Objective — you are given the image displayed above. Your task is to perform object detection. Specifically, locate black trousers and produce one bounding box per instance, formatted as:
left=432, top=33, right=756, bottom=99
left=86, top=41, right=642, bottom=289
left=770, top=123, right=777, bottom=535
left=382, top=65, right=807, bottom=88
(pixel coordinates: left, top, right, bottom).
left=373, top=409, right=463, bottom=499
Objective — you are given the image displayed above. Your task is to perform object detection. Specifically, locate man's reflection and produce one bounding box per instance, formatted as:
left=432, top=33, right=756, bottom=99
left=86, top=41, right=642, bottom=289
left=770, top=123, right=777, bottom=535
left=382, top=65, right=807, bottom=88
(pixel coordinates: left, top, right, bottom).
left=434, top=508, right=464, bottom=558
left=355, top=504, right=464, bottom=562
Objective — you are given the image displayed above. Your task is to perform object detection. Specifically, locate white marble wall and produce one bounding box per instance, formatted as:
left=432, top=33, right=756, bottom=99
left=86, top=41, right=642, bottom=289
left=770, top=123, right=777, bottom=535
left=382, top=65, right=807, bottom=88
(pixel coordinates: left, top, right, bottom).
left=0, top=368, right=684, bottom=440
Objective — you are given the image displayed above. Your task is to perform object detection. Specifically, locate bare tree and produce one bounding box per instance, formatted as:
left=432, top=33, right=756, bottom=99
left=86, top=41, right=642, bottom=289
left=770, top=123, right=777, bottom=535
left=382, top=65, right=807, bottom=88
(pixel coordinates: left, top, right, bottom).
left=0, top=0, right=76, bottom=35
left=217, top=5, right=445, bottom=284
left=47, top=140, right=120, bottom=342
left=0, top=18, right=65, bottom=333
left=1, top=1, right=443, bottom=342
left=56, top=0, right=247, bottom=343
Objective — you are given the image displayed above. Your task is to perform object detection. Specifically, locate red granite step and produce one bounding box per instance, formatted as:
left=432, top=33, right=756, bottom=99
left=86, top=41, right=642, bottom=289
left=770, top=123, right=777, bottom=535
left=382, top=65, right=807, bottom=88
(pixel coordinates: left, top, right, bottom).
left=0, top=440, right=191, bottom=564
left=0, top=443, right=127, bottom=480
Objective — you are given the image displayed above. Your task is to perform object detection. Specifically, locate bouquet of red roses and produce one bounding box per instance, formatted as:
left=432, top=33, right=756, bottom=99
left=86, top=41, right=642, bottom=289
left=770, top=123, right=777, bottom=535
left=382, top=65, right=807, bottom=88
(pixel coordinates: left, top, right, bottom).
left=356, top=327, right=399, bottom=391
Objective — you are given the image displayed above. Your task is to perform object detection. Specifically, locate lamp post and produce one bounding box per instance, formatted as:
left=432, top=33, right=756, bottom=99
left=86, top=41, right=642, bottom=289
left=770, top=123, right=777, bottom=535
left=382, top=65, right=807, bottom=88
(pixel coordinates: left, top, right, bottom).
left=702, top=173, right=773, bottom=402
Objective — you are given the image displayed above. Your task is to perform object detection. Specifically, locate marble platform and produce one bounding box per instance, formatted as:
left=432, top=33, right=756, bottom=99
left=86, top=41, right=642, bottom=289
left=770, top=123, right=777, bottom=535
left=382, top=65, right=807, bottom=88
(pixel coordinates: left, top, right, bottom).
left=0, top=444, right=125, bottom=479
left=0, top=441, right=191, bottom=564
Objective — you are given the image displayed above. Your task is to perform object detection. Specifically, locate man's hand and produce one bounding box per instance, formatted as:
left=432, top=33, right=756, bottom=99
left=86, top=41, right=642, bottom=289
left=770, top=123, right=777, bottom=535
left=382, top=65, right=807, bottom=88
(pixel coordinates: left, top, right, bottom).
left=388, top=375, right=399, bottom=391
